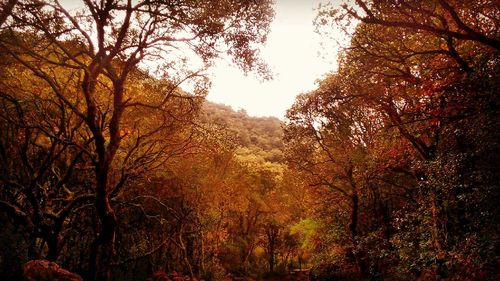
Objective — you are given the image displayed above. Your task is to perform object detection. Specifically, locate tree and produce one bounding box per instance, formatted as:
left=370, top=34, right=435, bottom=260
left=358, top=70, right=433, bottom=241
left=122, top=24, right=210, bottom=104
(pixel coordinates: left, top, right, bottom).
left=321, top=0, right=500, bottom=51
left=284, top=76, right=411, bottom=277
left=0, top=54, right=95, bottom=262
left=0, top=1, right=273, bottom=280
left=310, top=0, right=499, bottom=278
left=0, top=50, right=204, bottom=277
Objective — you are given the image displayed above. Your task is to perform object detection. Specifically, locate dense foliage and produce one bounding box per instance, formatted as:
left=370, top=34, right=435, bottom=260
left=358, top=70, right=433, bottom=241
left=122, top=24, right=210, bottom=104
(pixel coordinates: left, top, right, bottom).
left=0, top=1, right=498, bottom=281
left=284, top=0, right=499, bottom=280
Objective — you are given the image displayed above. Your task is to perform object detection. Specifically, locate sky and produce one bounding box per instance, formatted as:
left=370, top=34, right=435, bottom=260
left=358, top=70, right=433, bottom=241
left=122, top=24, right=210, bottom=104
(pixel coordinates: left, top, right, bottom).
left=207, top=0, right=338, bottom=119
left=59, top=0, right=340, bottom=119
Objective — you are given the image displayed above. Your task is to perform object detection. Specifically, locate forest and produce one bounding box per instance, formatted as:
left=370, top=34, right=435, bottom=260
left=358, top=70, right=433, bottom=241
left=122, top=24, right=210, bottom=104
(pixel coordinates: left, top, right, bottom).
left=0, top=0, right=498, bottom=281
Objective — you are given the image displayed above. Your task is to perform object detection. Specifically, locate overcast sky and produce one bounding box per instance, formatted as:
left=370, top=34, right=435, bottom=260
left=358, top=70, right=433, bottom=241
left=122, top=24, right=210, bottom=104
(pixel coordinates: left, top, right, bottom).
left=59, top=0, right=339, bottom=119
left=207, top=0, right=338, bottom=119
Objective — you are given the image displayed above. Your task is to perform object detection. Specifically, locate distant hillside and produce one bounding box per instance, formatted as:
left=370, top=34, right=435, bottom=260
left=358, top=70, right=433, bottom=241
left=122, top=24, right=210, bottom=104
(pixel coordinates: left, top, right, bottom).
left=201, top=101, right=284, bottom=161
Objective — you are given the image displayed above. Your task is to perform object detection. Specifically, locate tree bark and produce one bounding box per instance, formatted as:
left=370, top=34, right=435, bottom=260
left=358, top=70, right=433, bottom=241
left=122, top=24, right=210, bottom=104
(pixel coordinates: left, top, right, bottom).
left=267, top=228, right=277, bottom=273
left=347, top=172, right=368, bottom=279
left=45, top=232, right=60, bottom=262
left=88, top=167, right=117, bottom=281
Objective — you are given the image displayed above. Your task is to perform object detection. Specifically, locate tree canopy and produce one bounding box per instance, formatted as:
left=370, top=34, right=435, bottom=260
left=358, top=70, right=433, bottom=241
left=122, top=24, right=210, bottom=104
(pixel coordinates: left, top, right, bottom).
left=0, top=1, right=498, bottom=281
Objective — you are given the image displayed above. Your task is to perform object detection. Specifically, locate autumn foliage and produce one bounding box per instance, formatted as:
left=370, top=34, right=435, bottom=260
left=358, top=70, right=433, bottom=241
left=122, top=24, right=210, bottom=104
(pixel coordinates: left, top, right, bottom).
left=0, top=0, right=499, bottom=281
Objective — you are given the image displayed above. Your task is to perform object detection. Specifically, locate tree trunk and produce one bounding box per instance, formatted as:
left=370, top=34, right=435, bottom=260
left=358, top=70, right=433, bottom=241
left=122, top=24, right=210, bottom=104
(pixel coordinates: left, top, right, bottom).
left=45, top=233, right=60, bottom=262
left=349, top=193, right=359, bottom=237
left=88, top=167, right=117, bottom=281
left=83, top=66, right=123, bottom=281
left=179, top=231, right=195, bottom=280
left=350, top=192, right=369, bottom=279
left=266, top=227, right=278, bottom=273
left=44, top=218, right=67, bottom=262
left=200, top=230, right=205, bottom=274
left=269, top=244, right=275, bottom=273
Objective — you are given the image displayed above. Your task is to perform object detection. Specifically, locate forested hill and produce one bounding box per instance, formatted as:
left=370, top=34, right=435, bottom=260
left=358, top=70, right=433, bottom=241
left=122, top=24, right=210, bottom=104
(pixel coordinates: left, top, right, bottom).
left=1, top=1, right=499, bottom=281
left=201, top=101, right=284, bottom=161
